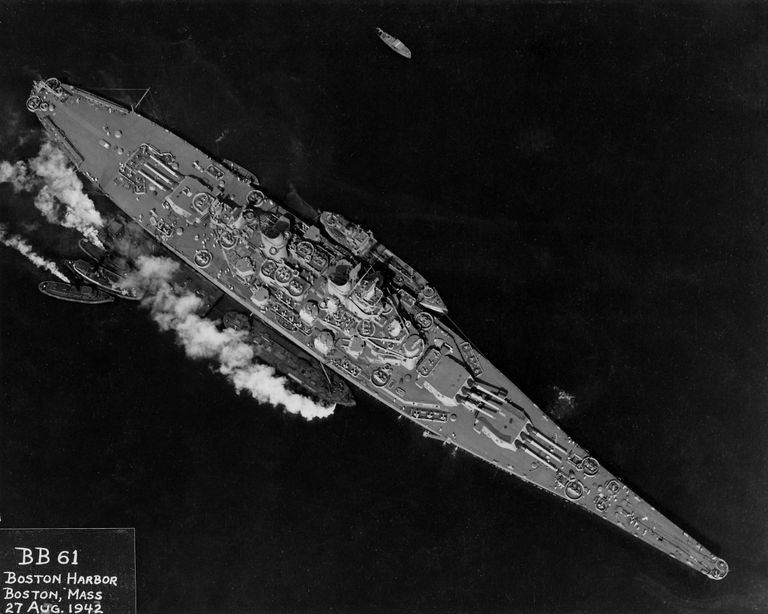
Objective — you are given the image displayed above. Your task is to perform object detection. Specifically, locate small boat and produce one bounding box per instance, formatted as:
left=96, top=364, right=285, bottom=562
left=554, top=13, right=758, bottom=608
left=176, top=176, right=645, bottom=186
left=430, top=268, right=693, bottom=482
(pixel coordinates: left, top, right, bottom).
left=38, top=281, right=115, bottom=304
left=78, top=238, right=132, bottom=276
left=78, top=237, right=105, bottom=262
left=376, top=28, right=411, bottom=59
left=222, top=158, right=260, bottom=186
left=66, top=259, right=143, bottom=300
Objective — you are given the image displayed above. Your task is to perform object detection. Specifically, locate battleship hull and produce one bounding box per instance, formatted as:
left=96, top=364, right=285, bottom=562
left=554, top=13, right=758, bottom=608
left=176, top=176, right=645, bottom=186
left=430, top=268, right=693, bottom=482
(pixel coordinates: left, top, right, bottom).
left=28, top=77, right=728, bottom=580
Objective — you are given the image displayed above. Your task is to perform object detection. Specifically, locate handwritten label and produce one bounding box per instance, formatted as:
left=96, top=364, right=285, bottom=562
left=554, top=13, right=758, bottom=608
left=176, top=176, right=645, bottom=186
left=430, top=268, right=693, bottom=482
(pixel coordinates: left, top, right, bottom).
left=0, top=529, right=135, bottom=614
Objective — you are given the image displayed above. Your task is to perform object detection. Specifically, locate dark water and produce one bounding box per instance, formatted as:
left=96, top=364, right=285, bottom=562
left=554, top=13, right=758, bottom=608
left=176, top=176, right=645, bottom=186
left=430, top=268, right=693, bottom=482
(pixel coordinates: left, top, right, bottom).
left=1, top=3, right=767, bottom=613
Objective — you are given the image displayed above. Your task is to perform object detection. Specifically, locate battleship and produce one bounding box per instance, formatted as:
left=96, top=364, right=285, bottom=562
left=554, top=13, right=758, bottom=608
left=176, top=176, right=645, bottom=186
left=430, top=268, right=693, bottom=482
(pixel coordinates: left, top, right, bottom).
left=376, top=28, right=412, bottom=59
left=26, top=77, right=728, bottom=580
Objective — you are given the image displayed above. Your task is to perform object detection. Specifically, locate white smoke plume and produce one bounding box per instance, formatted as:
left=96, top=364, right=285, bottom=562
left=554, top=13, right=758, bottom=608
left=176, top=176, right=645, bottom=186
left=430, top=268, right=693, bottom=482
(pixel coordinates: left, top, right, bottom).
left=129, top=255, right=335, bottom=420
left=109, top=220, right=157, bottom=262
left=0, top=160, right=34, bottom=192
left=29, top=142, right=104, bottom=247
left=0, top=141, right=105, bottom=247
left=0, top=223, right=70, bottom=282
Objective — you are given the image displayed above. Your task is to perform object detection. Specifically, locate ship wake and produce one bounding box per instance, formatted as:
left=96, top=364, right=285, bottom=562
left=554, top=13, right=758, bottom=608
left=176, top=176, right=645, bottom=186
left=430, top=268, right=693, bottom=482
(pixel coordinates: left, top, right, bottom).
left=0, top=222, right=71, bottom=282
left=0, top=140, right=105, bottom=247
left=125, top=255, right=335, bottom=421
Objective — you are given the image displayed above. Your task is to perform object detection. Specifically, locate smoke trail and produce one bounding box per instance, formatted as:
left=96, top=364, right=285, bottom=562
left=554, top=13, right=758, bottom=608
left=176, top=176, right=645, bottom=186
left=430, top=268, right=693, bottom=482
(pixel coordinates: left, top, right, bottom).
left=127, top=255, right=335, bottom=420
left=29, top=142, right=104, bottom=247
left=0, top=160, right=34, bottom=192
left=0, top=223, right=70, bottom=282
left=0, top=141, right=104, bottom=247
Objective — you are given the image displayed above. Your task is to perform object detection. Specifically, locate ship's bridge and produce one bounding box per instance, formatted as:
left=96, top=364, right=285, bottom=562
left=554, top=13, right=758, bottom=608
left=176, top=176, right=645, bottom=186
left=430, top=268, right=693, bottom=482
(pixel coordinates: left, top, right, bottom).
left=163, top=175, right=215, bottom=223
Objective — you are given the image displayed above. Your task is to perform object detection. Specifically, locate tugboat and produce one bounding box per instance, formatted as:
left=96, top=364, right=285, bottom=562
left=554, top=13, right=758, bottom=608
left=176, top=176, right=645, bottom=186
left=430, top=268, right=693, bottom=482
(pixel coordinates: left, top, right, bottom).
left=27, top=77, right=728, bottom=580
left=66, top=259, right=143, bottom=300
left=78, top=237, right=105, bottom=262
left=38, top=280, right=115, bottom=304
left=376, top=28, right=412, bottom=59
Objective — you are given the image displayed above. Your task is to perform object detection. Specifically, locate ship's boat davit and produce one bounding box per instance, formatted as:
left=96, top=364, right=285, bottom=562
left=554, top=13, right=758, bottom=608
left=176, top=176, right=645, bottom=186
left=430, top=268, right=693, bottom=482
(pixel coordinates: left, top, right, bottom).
left=26, top=77, right=729, bottom=580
